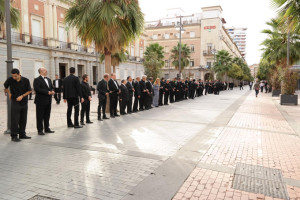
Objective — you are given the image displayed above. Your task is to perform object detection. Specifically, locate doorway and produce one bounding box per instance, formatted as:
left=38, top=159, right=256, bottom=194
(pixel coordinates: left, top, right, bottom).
left=92, top=66, right=98, bottom=85
left=59, top=63, right=67, bottom=79
left=78, top=65, right=84, bottom=81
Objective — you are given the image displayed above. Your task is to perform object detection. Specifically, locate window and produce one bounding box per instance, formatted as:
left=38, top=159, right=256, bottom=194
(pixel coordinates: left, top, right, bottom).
left=165, top=60, right=169, bottom=67
left=164, top=33, right=170, bottom=39
left=34, top=61, right=43, bottom=78
left=58, top=26, right=66, bottom=42
left=190, top=45, right=195, bottom=53
left=207, top=43, right=212, bottom=52
left=190, top=31, right=195, bottom=38
left=206, top=62, right=212, bottom=69
left=140, top=48, right=144, bottom=58
left=130, top=45, right=135, bottom=57
left=165, top=46, right=169, bottom=53
left=190, top=60, right=194, bottom=67
left=152, top=34, right=158, bottom=40
left=32, top=19, right=42, bottom=37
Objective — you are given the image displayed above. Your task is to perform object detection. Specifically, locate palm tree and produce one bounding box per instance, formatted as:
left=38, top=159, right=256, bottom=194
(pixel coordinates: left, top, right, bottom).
left=65, top=0, right=144, bottom=73
left=0, top=0, right=20, bottom=28
left=100, top=49, right=127, bottom=73
left=272, top=0, right=300, bottom=32
left=170, top=43, right=191, bottom=72
left=143, top=43, right=165, bottom=79
left=261, top=19, right=300, bottom=66
left=213, top=50, right=232, bottom=80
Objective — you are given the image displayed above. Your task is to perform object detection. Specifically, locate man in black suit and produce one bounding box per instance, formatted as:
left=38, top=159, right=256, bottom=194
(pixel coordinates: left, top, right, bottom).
left=133, top=76, right=141, bottom=112
left=139, top=75, right=147, bottom=111
left=33, top=67, right=55, bottom=135
left=159, top=77, right=165, bottom=106
left=126, top=76, right=134, bottom=114
left=145, top=77, right=153, bottom=109
left=108, top=73, right=120, bottom=118
left=80, top=74, right=93, bottom=125
left=120, top=79, right=129, bottom=115
left=63, top=67, right=84, bottom=128
left=53, top=74, right=62, bottom=104
left=97, top=73, right=110, bottom=121
left=164, top=79, right=171, bottom=105
left=4, top=69, right=32, bottom=142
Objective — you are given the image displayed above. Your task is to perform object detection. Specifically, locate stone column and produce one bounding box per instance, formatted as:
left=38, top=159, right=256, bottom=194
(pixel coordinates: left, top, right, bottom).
left=74, top=59, right=78, bottom=76
left=53, top=5, right=58, bottom=40
left=21, top=0, right=30, bottom=43
left=55, top=57, right=59, bottom=78
left=50, top=57, right=55, bottom=80
left=47, top=3, right=54, bottom=39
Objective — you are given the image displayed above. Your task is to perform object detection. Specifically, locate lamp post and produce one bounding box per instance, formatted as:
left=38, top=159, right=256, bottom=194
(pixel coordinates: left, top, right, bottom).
left=4, top=0, right=13, bottom=134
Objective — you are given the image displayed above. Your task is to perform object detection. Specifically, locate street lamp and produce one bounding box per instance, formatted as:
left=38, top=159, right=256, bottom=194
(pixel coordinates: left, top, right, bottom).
left=175, top=16, right=185, bottom=79
left=4, top=0, right=13, bottom=134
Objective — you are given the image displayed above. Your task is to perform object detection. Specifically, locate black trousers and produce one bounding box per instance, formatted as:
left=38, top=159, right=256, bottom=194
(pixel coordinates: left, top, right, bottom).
left=159, top=91, right=164, bottom=105
left=11, top=100, right=28, bottom=138
left=133, top=95, right=139, bottom=111
left=170, top=91, right=175, bottom=103
left=110, top=96, right=118, bottom=115
left=146, top=94, right=152, bottom=109
left=190, top=90, right=195, bottom=99
left=67, top=98, right=80, bottom=126
left=205, top=88, right=208, bottom=95
left=140, top=93, right=146, bottom=110
left=164, top=92, right=169, bottom=105
left=127, top=96, right=133, bottom=113
left=120, top=99, right=128, bottom=114
left=54, top=90, right=61, bottom=104
left=81, top=100, right=90, bottom=122
left=36, top=103, right=51, bottom=132
left=98, top=98, right=107, bottom=119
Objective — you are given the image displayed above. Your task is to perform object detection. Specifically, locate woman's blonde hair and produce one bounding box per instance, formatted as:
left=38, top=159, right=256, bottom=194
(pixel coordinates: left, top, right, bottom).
left=155, top=78, right=160, bottom=86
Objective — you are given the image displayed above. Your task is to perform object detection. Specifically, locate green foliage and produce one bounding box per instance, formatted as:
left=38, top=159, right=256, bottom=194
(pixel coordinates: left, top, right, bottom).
left=228, top=63, right=243, bottom=80
left=213, top=50, right=232, bottom=78
left=143, top=43, right=165, bottom=79
left=269, top=66, right=281, bottom=90
left=65, top=0, right=144, bottom=54
left=100, top=49, right=128, bottom=66
left=0, top=0, right=20, bottom=28
left=170, top=43, right=191, bottom=70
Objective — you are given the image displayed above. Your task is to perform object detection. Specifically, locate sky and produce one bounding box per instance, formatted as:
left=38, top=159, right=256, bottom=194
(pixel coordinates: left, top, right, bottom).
left=139, top=0, right=276, bottom=66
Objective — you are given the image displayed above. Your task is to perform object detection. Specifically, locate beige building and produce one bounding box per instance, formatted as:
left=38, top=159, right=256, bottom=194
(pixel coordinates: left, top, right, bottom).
left=0, top=0, right=144, bottom=85
left=249, top=64, right=259, bottom=79
left=145, top=6, right=243, bottom=80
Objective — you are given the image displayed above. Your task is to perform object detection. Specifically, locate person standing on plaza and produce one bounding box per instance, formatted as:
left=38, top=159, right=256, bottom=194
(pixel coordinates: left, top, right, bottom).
left=139, top=75, right=147, bottom=110
left=108, top=73, right=120, bottom=118
left=33, top=67, right=55, bottom=135
left=239, top=81, right=244, bottom=90
left=265, top=81, right=268, bottom=93
left=80, top=74, right=93, bottom=125
left=254, top=81, right=260, bottom=97
left=153, top=78, right=160, bottom=107
left=249, top=81, right=253, bottom=90
left=120, top=79, right=129, bottom=115
left=133, top=77, right=141, bottom=112
left=97, top=73, right=110, bottom=121
left=159, top=77, right=165, bottom=106
left=146, top=77, right=154, bottom=109
left=125, top=76, right=134, bottom=114
left=164, top=79, right=171, bottom=105
left=63, top=67, right=84, bottom=128
left=53, top=74, right=63, bottom=104
left=170, top=78, right=176, bottom=103
left=260, top=81, right=265, bottom=93
left=4, top=69, right=32, bottom=142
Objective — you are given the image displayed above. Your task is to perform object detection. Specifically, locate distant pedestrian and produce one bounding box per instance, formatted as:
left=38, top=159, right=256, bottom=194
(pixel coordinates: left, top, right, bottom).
left=4, top=68, right=32, bottom=142
left=153, top=78, right=160, bottom=107
left=249, top=81, right=253, bottom=90
left=265, top=81, right=268, bottom=93
left=254, top=81, right=260, bottom=97
left=260, top=81, right=265, bottom=92
left=80, top=74, right=93, bottom=125
left=239, top=81, right=244, bottom=90
left=53, top=74, right=63, bottom=104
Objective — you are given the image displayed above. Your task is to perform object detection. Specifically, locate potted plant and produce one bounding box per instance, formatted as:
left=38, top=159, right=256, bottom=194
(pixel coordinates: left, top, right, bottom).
left=270, top=67, right=281, bottom=96
left=280, top=67, right=298, bottom=105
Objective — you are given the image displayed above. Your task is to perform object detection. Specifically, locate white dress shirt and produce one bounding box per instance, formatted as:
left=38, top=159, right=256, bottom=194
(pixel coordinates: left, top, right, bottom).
left=41, top=75, right=49, bottom=88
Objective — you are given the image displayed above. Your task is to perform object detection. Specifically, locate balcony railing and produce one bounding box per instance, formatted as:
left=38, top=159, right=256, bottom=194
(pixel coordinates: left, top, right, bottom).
left=30, top=36, right=48, bottom=47
left=3, top=32, right=26, bottom=43
left=203, top=50, right=214, bottom=56
left=57, top=41, right=71, bottom=50
left=78, top=45, right=87, bottom=53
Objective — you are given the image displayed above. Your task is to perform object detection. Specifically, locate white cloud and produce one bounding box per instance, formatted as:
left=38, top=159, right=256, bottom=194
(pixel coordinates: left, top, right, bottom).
left=140, top=0, right=276, bottom=65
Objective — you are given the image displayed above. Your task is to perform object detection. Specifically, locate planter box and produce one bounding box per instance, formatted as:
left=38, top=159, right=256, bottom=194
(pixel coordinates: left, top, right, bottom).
left=272, top=90, right=281, bottom=97
left=280, top=94, right=298, bottom=105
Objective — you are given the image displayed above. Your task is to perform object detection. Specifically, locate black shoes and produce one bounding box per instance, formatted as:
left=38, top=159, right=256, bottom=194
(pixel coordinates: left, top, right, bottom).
left=68, top=124, right=74, bottom=128
left=74, top=125, right=83, bottom=129
left=86, top=121, right=93, bottom=124
left=38, top=132, right=45, bottom=135
left=103, top=117, right=110, bottom=120
left=98, top=118, right=103, bottom=121
left=115, top=114, right=120, bottom=117
left=111, top=115, right=115, bottom=118
left=19, top=135, right=31, bottom=139
left=11, top=137, right=21, bottom=142
left=80, top=121, right=85, bottom=125
left=45, top=129, right=55, bottom=133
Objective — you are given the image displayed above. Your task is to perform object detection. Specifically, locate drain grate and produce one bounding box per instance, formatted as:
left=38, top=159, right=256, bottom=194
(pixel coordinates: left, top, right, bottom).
left=28, top=195, right=59, bottom=200
left=232, top=163, right=289, bottom=200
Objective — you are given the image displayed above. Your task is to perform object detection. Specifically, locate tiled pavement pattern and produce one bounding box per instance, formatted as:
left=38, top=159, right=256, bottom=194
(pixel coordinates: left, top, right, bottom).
left=0, top=89, right=246, bottom=200
left=173, top=92, right=300, bottom=200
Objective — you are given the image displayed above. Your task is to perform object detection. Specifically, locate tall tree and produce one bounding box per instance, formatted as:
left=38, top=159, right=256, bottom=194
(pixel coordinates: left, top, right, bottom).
left=65, top=0, right=144, bottom=73
left=143, top=43, right=164, bottom=79
left=170, top=43, right=191, bottom=70
left=213, top=50, right=232, bottom=80
left=0, top=0, right=20, bottom=28
left=100, top=49, right=127, bottom=73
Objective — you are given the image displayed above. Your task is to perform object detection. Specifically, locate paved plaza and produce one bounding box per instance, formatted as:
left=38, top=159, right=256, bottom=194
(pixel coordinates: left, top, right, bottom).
left=0, top=88, right=300, bottom=200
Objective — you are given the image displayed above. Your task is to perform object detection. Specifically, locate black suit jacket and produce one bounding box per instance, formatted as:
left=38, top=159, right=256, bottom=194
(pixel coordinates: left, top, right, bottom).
left=33, top=76, right=53, bottom=105
left=140, top=80, right=147, bottom=95
left=126, top=82, right=134, bottom=98
left=146, top=81, right=153, bottom=95
left=63, top=74, right=82, bottom=99
left=133, top=81, right=141, bottom=97
left=108, top=79, right=119, bottom=98
left=53, top=79, right=63, bottom=92
left=81, top=81, right=91, bottom=100
left=97, top=79, right=109, bottom=100
left=120, top=84, right=129, bottom=101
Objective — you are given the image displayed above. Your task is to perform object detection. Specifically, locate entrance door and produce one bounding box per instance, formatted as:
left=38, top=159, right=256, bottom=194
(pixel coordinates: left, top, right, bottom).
left=93, top=66, right=98, bottom=85
left=59, top=64, right=67, bottom=79
left=78, top=65, right=84, bottom=81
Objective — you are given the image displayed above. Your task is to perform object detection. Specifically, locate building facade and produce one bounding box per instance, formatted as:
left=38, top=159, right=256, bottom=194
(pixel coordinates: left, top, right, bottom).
left=226, top=27, right=247, bottom=58
left=145, top=6, right=243, bottom=80
left=0, top=0, right=144, bottom=85
left=249, top=64, right=259, bottom=80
